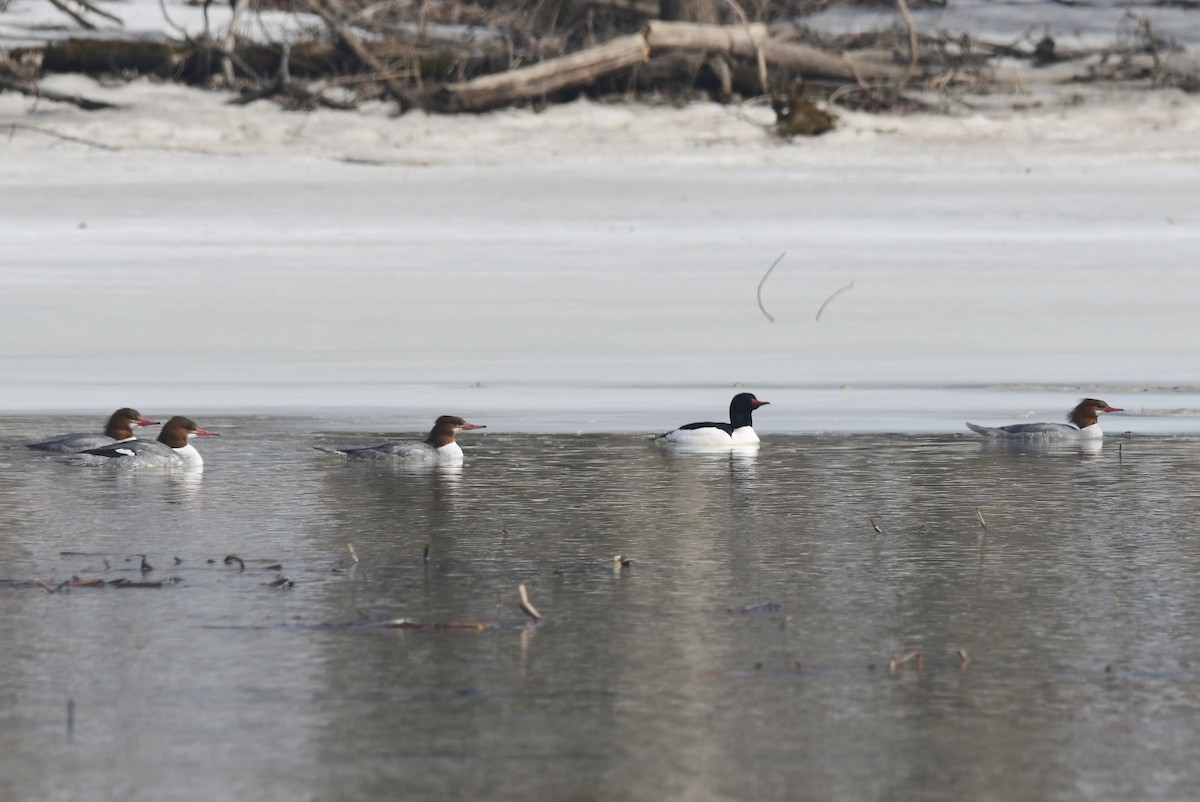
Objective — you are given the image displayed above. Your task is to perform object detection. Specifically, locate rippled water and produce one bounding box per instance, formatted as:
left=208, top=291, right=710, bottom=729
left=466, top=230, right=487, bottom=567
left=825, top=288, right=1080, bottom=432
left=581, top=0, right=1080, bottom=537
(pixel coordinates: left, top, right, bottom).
left=2, top=415, right=1199, bottom=800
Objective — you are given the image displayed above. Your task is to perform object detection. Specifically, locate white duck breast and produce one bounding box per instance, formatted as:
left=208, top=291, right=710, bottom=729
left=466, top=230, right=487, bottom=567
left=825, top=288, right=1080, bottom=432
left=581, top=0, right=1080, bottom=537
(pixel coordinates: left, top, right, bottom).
left=657, top=393, right=769, bottom=448
left=966, top=399, right=1123, bottom=441
left=67, top=416, right=217, bottom=469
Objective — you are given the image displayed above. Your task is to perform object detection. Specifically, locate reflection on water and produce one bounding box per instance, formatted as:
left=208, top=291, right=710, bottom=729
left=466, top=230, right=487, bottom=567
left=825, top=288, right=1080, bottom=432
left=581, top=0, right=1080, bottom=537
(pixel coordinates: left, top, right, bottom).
left=970, top=436, right=1109, bottom=460
left=1, top=417, right=1199, bottom=801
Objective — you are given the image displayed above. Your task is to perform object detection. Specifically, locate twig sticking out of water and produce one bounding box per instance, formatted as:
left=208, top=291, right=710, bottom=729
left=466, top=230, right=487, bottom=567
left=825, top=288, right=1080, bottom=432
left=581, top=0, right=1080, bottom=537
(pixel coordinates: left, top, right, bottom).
left=976, top=508, right=988, bottom=530
left=347, top=543, right=359, bottom=563
left=140, top=555, right=153, bottom=574
left=889, top=650, right=923, bottom=674
left=224, top=554, right=246, bottom=572
left=423, top=542, right=430, bottom=562
left=67, top=697, right=75, bottom=740
left=870, top=517, right=885, bottom=536
left=957, top=649, right=971, bottom=671
left=816, top=280, right=855, bottom=322
left=756, top=251, right=785, bottom=323
left=518, top=583, right=543, bottom=622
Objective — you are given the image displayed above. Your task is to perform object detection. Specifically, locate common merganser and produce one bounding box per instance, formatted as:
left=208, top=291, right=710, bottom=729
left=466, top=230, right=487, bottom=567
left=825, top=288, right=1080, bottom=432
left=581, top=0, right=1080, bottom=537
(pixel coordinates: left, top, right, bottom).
left=24, top=408, right=160, bottom=453
left=966, top=398, right=1124, bottom=441
left=69, top=416, right=219, bottom=468
left=655, top=393, right=770, bottom=447
left=318, top=416, right=486, bottom=465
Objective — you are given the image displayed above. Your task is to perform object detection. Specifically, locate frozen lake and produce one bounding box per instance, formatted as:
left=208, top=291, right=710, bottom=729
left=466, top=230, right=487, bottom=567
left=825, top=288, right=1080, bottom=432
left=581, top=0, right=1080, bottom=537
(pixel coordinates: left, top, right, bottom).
left=2, top=105, right=1199, bottom=433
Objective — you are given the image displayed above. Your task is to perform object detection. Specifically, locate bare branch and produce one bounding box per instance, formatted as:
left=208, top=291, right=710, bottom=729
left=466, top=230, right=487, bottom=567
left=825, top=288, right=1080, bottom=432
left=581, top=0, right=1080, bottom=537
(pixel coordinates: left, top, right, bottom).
left=756, top=251, right=784, bottom=323
left=815, top=280, right=854, bottom=322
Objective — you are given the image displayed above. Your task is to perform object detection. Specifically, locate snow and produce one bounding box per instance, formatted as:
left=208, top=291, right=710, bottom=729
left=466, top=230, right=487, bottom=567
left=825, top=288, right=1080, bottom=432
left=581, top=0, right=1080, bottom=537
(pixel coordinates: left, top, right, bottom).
left=2, top=2, right=1199, bottom=433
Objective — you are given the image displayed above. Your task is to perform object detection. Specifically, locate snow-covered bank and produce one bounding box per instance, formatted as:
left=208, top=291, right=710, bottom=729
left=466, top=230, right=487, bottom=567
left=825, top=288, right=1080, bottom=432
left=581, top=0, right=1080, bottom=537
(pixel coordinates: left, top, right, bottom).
left=4, top=73, right=1200, bottom=167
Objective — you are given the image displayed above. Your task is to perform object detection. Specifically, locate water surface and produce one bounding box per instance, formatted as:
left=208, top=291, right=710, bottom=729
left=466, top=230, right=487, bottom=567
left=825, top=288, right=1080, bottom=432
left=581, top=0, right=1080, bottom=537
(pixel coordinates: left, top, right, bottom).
left=1, top=416, right=1198, bottom=801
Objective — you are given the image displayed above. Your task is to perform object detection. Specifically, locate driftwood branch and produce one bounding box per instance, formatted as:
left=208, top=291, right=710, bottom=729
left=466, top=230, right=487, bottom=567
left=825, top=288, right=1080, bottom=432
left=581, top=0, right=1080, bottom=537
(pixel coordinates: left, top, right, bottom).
left=46, top=0, right=96, bottom=28
left=438, top=21, right=908, bottom=112
left=438, top=33, right=650, bottom=111
left=0, top=77, right=117, bottom=110
left=44, top=0, right=122, bottom=29
left=518, top=583, right=543, bottom=622
left=305, top=0, right=418, bottom=109
left=73, top=0, right=123, bottom=25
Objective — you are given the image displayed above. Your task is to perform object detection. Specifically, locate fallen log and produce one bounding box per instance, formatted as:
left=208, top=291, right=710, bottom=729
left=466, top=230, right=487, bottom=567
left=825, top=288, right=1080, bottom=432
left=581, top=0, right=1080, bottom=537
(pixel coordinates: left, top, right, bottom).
left=434, top=32, right=650, bottom=112
left=437, top=20, right=908, bottom=112
left=645, top=21, right=905, bottom=82
left=0, top=75, right=117, bottom=110
left=643, top=20, right=769, bottom=51
left=762, top=40, right=906, bottom=83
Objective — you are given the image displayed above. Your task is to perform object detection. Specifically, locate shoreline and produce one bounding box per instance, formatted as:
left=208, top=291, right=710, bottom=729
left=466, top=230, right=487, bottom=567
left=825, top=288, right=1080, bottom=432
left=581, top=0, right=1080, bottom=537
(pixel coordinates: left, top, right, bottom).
left=3, top=72, right=1199, bottom=167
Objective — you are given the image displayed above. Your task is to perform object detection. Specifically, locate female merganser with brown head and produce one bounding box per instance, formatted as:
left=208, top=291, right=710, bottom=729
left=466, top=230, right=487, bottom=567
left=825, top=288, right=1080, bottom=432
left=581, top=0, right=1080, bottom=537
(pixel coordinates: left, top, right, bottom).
left=318, top=415, right=486, bottom=465
left=25, top=408, right=159, bottom=453
left=966, top=398, right=1123, bottom=441
left=70, top=416, right=219, bottom=468
left=655, top=393, right=770, bottom=447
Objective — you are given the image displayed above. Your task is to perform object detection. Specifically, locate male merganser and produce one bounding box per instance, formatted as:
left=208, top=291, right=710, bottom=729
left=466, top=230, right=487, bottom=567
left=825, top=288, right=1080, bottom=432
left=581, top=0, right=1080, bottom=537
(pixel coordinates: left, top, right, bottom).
left=655, top=393, right=770, bottom=447
left=966, top=398, right=1124, bottom=441
left=24, top=408, right=160, bottom=453
left=318, top=416, right=486, bottom=465
left=69, top=416, right=219, bottom=468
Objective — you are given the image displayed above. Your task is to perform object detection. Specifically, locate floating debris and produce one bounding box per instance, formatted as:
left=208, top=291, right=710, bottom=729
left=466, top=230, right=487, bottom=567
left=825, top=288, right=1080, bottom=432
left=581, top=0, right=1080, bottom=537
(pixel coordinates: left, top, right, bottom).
left=735, top=602, right=783, bottom=614
left=889, top=650, right=923, bottom=674
left=518, top=583, right=543, bottom=622
left=976, top=508, right=988, bottom=530
left=107, top=578, right=169, bottom=589
left=223, top=554, right=246, bottom=572
left=870, top=517, right=885, bottom=536
left=370, top=619, right=490, bottom=632
left=267, top=575, right=295, bottom=589
left=35, top=579, right=70, bottom=593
